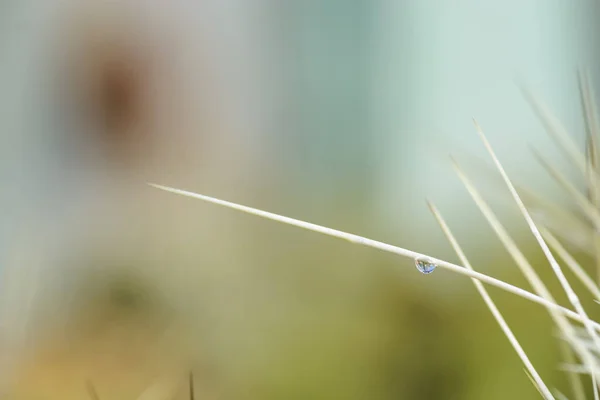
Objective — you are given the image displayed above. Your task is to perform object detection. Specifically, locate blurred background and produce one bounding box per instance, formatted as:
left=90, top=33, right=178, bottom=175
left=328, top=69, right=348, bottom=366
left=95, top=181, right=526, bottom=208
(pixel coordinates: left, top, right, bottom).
left=1, top=0, right=600, bottom=399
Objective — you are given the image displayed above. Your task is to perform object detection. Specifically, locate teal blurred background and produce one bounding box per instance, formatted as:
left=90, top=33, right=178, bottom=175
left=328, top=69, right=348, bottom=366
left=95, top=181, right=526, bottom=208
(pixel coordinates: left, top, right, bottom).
left=2, top=0, right=600, bottom=398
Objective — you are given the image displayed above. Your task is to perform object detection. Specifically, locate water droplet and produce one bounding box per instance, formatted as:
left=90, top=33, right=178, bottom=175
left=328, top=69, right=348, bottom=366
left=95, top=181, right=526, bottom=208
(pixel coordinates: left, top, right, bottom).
left=415, top=257, right=437, bottom=274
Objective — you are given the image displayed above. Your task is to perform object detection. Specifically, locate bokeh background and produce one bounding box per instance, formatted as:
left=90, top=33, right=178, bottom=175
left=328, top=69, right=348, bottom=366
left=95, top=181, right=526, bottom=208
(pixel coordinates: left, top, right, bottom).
left=2, top=1, right=600, bottom=399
